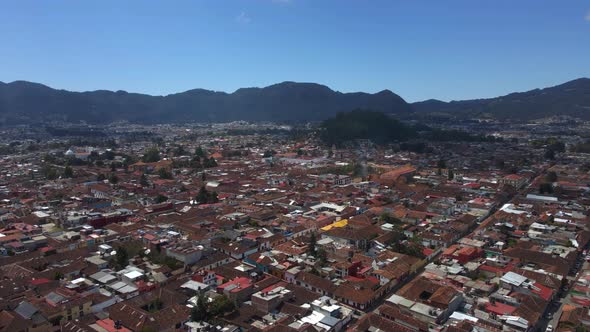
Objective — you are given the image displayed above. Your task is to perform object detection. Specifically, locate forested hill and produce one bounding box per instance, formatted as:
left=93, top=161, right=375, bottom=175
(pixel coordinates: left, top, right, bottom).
left=320, top=110, right=417, bottom=145
left=412, top=78, right=590, bottom=120
left=0, top=81, right=412, bottom=124
left=2, top=77, right=588, bottom=124
left=319, top=110, right=502, bottom=146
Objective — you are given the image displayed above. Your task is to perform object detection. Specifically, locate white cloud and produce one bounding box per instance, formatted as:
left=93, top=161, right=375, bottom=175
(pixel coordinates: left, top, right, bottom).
left=236, top=11, right=252, bottom=24
left=585, top=10, right=590, bottom=21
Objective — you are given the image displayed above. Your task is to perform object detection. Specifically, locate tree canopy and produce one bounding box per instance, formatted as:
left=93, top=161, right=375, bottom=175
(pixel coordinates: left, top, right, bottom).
left=195, top=186, right=219, bottom=204
left=320, top=110, right=416, bottom=145
left=142, top=146, right=161, bottom=162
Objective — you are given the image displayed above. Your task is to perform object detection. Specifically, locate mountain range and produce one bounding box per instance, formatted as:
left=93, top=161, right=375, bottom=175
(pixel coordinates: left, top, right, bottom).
left=0, top=81, right=410, bottom=124
left=412, top=78, right=590, bottom=120
left=0, top=78, right=588, bottom=124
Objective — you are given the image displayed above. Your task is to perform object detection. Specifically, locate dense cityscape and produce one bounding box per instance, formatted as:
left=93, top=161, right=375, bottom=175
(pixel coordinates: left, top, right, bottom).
left=2, top=1, right=590, bottom=332
left=0, top=113, right=588, bottom=332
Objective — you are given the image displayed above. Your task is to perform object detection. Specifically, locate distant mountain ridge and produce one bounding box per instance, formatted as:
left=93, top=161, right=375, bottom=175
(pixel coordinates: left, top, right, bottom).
left=0, top=80, right=411, bottom=124
left=412, top=78, right=590, bottom=120
left=0, top=78, right=588, bottom=124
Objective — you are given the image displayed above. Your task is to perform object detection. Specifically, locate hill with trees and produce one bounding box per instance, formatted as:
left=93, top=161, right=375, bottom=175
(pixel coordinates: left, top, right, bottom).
left=412, top=78, right=590, bottom=120
left=320, top=110, right=501, bottom=146
left=2, top=78, right=588, bottom=124
left=0, top=80, right=411, bottom=124
left=320, top=110, right=417, bottom=145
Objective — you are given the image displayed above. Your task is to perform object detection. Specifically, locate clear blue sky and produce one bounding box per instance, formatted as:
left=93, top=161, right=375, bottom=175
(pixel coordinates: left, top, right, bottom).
left=1, top=0, right=589, bottom=102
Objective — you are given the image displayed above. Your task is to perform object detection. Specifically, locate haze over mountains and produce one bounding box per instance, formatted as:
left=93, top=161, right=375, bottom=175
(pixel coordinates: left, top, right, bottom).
left=0, top=78, right=588, bottom=124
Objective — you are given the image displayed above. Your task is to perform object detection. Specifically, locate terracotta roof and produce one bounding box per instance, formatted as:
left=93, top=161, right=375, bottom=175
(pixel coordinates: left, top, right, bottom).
left=334, top=282, right=377, bottom=306
left=295, top=271, right=334, bottom=293
left=348, top=312, right=416, bottom=332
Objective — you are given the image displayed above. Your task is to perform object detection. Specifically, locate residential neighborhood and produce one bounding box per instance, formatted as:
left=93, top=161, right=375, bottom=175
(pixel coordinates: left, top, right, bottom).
left=0, top=119, right=588, bottom=332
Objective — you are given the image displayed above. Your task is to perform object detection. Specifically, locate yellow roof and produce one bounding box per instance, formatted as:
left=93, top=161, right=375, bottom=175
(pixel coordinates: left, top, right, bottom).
left=321, top=219, right=348, bottom=231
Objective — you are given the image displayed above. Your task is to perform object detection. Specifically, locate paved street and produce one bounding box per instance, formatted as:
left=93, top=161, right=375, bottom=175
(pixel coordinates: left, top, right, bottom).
left=540, top=258, right=590, bottom=331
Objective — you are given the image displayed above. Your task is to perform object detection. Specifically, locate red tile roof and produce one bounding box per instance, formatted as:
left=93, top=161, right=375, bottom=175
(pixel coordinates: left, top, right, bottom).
left=218, top=277, right=252, bottom=293
left=530, top=282, right=553, bottom=301
left=485, top=302, right=517, bottom=315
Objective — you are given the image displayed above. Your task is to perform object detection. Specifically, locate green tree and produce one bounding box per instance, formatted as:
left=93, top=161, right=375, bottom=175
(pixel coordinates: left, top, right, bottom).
left=399, top=236, right=425, bottom=258
left=143, top=298, right=163, bottom=312
left=191, top=293, right=209, bottom=321
left=196, top=186, right=208, bottom=204
left=308, top=232, right=317, bottom=257
left=571, top=141, right=590, bottom=154
left=115, top=247, right=129, bottom=269
left=191, top=156, right=202, bottom=170
left=88, top=151, right=99, bottom=161
left=109, top=174, right=119, bottom=184
left=548, top=140, right=565, bottom=153
left=386, top=226, right=406, bottom=252
left=97, top=173, right=106, bottom=181
left=545, top=171, right=558, bottom=183
left=140, top=173, right=149, bottom=187
left=203, top=157, right=217, bottom=168
left=380, top=213, right=402, bottom=225
left=195, top=146, right=205, bottom=158
left=209, top=191, right=218, bottom=203
left=157, top=168, right=173, bottom=179
left=544, top=149, right=555, bottom=160
left=448, top=169, right=455, bottom=180
left=174, top=145, right=187, bottom=156
left=142, top=146, right=161, bottom=162
left=155, top=194, right=168, bottom=204
left=195, top=186, right=219, bottom=204
left=262, top=150, right=275, bottom=158
left=539, top=182, right=554, bottom=194
left=208, top=295, right=235, bottom=317
left=63, top=166, right=74, bottom=178
left=103, top=150, right=115, bottom=160
left=316, top=248, right=328, bottom=266
left=49, top=315, right=63, bottom=326
left=43, top=165, right=59, bottom=180
left=494, top=158, right=505, bottom=169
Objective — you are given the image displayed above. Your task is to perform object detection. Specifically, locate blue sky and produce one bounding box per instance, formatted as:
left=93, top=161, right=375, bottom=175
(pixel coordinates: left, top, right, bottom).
left=1, top=1, right=589, bottom=102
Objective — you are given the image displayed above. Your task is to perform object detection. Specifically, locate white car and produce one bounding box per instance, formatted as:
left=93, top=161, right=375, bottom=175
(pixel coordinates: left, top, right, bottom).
left=546, top=325, right=553, bottom=332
